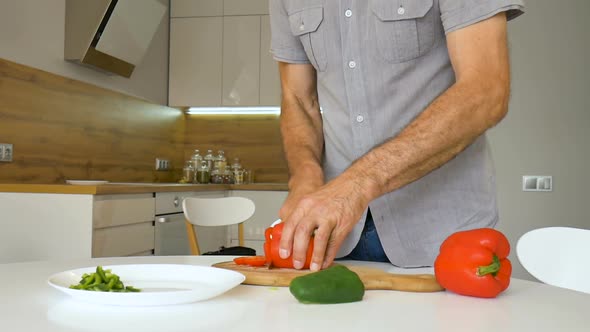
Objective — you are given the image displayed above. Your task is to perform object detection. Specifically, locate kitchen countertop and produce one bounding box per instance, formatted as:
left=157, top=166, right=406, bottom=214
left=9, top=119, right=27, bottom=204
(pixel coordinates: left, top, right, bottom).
left=0, top=182, right=288, bottom=194
left=1, top=255, right=589, bottom=332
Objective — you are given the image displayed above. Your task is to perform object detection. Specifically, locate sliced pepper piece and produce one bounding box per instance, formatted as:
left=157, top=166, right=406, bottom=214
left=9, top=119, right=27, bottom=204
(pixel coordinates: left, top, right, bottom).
left=233, top=255, right=268, bottom=267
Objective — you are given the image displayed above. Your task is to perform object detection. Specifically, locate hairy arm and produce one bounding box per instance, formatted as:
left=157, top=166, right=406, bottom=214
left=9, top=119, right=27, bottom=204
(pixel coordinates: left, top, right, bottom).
left=277, top=62, right=325, bottom=222
left=279, top=13, right=512, bottom=271
left=345, top=13, right=511, bottom=199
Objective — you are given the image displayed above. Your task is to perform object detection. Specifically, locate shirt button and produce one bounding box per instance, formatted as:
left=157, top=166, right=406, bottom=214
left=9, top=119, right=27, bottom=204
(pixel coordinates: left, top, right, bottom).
left=356, top=115, right=364, bottom=123
left=348, top=61, right=357, bottom=69
left=345, top=9, right=352, bottom=17
left=397, top=7, right=405, bottom=15
left=299, top=24, right=305, bottom=31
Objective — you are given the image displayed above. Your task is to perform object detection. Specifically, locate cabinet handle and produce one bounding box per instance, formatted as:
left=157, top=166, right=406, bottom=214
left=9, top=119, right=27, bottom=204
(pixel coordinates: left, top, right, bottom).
left=173, top=197, right=180, bottom=207
left=157, top=217, right=171, bottom=223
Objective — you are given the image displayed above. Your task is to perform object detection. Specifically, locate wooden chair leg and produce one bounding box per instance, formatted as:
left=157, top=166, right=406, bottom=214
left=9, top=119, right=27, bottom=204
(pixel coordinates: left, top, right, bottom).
left=238, top=222, right=244, bottom=247
left=185, top=219, right=200, bottom=255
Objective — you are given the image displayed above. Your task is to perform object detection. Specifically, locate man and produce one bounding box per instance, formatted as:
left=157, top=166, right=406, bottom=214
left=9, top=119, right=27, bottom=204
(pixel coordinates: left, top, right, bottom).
left=270, top=0, right=525, bottom=271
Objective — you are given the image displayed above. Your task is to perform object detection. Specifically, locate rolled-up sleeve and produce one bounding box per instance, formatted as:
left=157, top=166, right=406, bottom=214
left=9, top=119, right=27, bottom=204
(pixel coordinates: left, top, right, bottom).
left=269, top=0, right=310, bottom=64
left=439, top=0, right=525, bottom=34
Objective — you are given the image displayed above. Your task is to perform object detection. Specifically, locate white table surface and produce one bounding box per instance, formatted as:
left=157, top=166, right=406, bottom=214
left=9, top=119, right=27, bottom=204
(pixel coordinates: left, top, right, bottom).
left=1, top=255, right=588, bottom=332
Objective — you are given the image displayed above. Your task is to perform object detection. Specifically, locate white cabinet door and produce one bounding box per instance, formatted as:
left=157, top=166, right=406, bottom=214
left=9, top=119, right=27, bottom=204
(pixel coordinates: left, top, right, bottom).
left=168, top=12, right=281, bottom=107
left=259, top=15, right=281, bottom=106
left=222, top=16, right=261, bottom=106
left=171, top=0, right=223, bottom=18
left=92, top=194, right=156, bottom=258
left=169, top=17, right=223, bottom=107
left=223, top=0, right=269, bottom=16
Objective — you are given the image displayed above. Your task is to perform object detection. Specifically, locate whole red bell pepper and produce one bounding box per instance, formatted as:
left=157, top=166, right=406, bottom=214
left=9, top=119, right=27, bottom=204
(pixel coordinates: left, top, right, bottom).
left=264, top=222, right=314, bottom=269
left=434, top=228, right=512, bottom=298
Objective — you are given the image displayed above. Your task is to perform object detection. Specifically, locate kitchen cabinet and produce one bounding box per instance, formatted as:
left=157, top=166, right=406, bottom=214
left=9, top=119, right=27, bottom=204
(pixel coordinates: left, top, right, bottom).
left=222, top=16, right=261, bottom=106
left=170, top=0, right=268, bottom=18
left=0, top=186, right=288, bottom=264
left=223, top=0, right=269, bottom=15
left=260, top=16, right=281, bottom=105
left=170, top=0, right=223, bottom=18
left=227, top=190, right=288, bottom=254
left=169, top=2, right=280, bottom=107
left=92, top=194, right=155, bottom=258
left=0, top=192, right=156, bottom=263
left=169, top=17, right=223, bottom=107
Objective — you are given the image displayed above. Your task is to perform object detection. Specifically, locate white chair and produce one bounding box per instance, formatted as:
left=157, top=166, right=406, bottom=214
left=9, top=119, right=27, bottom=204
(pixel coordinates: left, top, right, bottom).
left=516, top=227, right=590, bottom=294
left=182, top=196, right=255, bottom=255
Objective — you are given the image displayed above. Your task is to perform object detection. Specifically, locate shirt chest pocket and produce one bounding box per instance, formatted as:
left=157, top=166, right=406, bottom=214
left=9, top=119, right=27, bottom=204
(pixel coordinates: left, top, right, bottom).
left=370, top=0, right=435, bottom=63
left=288, top=6, right=327, bottom=72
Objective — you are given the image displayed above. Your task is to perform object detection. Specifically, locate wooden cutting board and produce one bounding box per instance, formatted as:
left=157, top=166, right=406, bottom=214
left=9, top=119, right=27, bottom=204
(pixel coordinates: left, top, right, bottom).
left=213, top=261, right=444, bottom=292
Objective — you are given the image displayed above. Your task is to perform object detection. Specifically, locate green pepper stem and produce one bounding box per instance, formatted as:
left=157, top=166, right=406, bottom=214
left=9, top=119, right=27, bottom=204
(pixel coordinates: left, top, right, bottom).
left=477, top=255, right=501, bottom=277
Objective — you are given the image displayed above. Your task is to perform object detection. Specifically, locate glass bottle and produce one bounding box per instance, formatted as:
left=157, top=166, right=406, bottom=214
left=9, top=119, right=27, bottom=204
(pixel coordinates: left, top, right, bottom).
left=243, top=169, right=253, bottom=184
left=223, top=166, right=234, bottom=184
left=231, top=158, right=244, bottom=185
left=210, top=166, right=224, bottom=184
left=190, top=149, right=203, bottom=168
left=204, top=149, right=215, bottom=171
left=181, top=160, right=194, bottom=184
left=196, top=161, right=210, bottom=184
left=190, top=149, right=203, bottom=183
left=214, top=150, right=227, bottom=170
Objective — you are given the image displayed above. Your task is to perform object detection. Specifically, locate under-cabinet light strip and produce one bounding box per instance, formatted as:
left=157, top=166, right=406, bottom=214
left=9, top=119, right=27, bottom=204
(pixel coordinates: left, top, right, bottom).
left=186, top=106, right=281, bottom=115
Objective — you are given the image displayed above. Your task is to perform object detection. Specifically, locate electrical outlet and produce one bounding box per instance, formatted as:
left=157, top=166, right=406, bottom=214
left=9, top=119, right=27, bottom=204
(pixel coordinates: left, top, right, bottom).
left=0, top=143, right=13, bottom=162
left=523, top=175, right=552, bottom=192
left=155, top=158, right=170, bottom=171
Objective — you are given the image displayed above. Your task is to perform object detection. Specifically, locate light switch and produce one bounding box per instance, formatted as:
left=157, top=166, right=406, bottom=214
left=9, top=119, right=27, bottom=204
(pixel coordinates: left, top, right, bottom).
left=523, top=175, right=552, bottom=192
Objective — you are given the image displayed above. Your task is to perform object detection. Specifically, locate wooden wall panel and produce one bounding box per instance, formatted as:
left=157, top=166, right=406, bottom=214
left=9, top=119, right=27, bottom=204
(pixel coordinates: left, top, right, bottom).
left=0, top=59, right=185, bottom=184
left=184, top=114, right=288, bottom=183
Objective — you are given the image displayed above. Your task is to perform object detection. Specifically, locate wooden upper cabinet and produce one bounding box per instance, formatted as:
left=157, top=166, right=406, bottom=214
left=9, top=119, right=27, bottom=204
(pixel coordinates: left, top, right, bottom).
left=168, top=2, right=281, bottom=107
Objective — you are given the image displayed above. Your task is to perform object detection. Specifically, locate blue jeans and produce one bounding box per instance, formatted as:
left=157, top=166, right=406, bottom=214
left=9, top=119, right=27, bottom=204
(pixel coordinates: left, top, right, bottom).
left=340, top=210, right=389, bottom=263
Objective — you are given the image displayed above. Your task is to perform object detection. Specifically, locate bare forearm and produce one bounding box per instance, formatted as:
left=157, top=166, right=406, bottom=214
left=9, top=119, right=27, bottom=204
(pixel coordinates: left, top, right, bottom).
left=280, top=98, right=324, bottom=188
left=342, top=75, right=510, bottom=201
left=339, top=13, right=511, bottom=202
left=278, top=63, right=325, bottom=189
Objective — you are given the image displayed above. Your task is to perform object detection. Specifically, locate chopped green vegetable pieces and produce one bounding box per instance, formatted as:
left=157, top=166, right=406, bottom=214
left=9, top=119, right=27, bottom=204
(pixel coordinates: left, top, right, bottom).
left=69, top=266, right=141, bottom=292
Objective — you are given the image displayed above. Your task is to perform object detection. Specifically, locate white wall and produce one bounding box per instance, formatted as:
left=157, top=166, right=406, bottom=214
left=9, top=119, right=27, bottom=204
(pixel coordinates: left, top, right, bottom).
left=491, top=0, right=590, bottom=280
left=0, top=0, right=169, bottom=105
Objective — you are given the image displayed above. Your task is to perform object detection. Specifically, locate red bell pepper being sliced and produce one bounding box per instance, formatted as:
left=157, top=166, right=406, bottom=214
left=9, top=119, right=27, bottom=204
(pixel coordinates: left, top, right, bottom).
left=234, top=222, right=315, bottom=269
left=233, top=256, right=267, bottom=267
left=434, top=228, right=512, bottom=298
left=266, top=222, right=314, bottom=269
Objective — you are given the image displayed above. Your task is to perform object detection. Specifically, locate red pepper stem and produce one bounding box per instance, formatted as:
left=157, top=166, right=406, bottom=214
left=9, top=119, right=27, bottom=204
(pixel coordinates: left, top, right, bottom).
left=477, top=255, right=501, bottom=276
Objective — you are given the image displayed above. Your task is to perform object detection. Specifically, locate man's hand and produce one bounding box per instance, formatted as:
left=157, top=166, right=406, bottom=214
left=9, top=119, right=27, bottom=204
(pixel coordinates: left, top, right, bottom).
left=278, top=182, right=320, bottom=224
left=279, top=174, right=375, bottom=271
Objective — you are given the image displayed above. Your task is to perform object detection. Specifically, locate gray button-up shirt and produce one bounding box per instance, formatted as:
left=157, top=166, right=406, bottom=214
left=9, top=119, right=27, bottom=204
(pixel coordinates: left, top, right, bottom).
left=270, top=0, right=525, bottom=267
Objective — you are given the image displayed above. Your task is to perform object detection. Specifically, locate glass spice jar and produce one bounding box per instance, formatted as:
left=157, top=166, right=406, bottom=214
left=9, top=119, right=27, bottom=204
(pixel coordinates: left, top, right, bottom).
left=210, top=167, right=224, bottom=184
left=181, top=161, right=194, bottom=184
left=196, top=162, right=210, bottom=184
left=223, top=167, right=234, bottom=184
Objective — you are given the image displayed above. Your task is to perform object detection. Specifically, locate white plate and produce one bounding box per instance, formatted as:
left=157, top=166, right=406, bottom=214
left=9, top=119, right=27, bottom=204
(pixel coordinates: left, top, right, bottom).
left=48, top=264, right=245, bottom=306
left=66, top=180, right=109, bottom=185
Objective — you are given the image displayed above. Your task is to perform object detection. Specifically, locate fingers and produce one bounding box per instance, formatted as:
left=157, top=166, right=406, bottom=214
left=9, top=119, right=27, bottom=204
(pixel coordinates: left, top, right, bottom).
left=309, top=224, right=331, bottom=271
left=278, top=219, right=295, bottom=260
left=322, top=237, right=340, bottom=269
left=291, top=221, right=315, bottom=269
